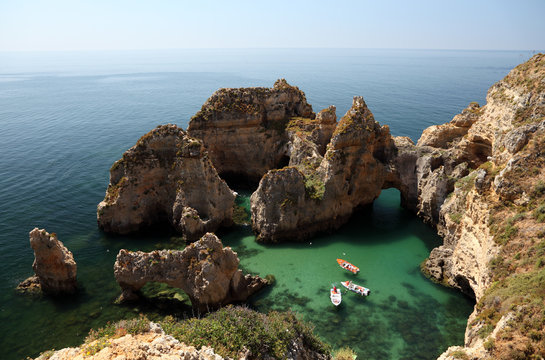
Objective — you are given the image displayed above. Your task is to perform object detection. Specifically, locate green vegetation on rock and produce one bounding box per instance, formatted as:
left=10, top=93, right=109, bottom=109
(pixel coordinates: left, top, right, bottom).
left=161, top=306, right=330, bottom=359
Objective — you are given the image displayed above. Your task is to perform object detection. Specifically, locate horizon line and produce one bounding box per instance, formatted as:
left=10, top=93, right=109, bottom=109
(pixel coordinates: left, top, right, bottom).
left=0, top=47, right=543, bottom=54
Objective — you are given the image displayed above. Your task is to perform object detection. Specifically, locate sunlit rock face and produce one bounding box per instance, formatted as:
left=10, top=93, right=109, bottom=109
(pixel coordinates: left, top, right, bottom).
left=17, top=228, right=77, bottom=295
left=187, top=79, right=318, bottom=183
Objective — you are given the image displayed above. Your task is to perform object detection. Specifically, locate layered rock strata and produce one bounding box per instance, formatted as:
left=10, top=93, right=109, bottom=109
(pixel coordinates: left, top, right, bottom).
left=187, top=79, right=322, bottom=183
left=114, top=233, right=266, bottom=312
left=97, top=124, right=235, bottom=240
left=251, top=97, right=395, bottom=242
left=17, top=228, right=77, bottom=294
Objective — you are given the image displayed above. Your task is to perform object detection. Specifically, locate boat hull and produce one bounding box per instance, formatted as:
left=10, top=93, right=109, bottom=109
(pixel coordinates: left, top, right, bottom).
left=336, top=258, right=360, bottom=274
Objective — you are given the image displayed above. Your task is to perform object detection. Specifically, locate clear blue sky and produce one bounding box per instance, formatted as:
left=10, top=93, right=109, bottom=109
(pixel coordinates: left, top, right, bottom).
left=1, top=0, right=544, bottom=51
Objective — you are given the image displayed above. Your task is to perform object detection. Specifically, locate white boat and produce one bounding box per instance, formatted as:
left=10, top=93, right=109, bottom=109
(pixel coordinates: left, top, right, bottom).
left=330, top=286, right=342, bottom=306
left=341, top=280, right=370, bottom=296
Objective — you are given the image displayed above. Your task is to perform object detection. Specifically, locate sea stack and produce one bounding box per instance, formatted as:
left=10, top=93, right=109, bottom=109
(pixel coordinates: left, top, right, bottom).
left=17, top=228, right=77, bottom=295
left=251, top=96, right=395, bottom=242
left=97, top=124, right=235, bottom=241
left=113, top=233, right=267, bottom=312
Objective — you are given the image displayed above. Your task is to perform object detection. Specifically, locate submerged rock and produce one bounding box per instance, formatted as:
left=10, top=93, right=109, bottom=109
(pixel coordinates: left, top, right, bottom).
left=113, top=233, right=267, bottom=312
left=97, top=124, right=235, bottom=241
left=17, top=228, right=77, bottom=295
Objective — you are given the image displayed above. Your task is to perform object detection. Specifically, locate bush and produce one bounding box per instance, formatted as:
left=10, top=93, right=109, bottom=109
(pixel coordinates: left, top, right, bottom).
left=303, top=174, right=325, bottom=200
left=533, top=204, right=545, bottom=222
left=484, top=338, right=495, bottom=351
left=85, top=314, right=150, bottom=343
left=333, top=346, right=357, bottom=360
left=449, top=212, right=463, bottom=224
left=160, top=306, right=330, bottom=359
left=448, top=349, right=469, bottom=359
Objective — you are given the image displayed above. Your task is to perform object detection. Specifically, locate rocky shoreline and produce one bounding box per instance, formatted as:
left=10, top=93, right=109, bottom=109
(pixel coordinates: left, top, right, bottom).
left=29, top=54, right=545, bottom=359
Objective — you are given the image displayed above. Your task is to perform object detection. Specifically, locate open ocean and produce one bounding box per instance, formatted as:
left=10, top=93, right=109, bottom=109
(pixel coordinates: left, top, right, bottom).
left=0, top=48, right=537, bottom=359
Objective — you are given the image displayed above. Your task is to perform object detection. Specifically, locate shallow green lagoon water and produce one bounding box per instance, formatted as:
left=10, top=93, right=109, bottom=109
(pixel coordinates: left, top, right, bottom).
left=0, top=189, right=473, bottom=360
left=223, top=189, right=474, bottom=359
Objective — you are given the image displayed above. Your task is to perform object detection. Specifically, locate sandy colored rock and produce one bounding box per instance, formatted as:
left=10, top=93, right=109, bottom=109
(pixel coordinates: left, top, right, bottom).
left=17, top=228, right=77, bottom=295
left=97, top=124, right=235, bottom=241
left=114, top=233, right=266, bottom=312
left=251, top=97, right=395, bottom=242
left=35, top=324, right=224, bottom=360
left=187, top=79, right=321, bottom=183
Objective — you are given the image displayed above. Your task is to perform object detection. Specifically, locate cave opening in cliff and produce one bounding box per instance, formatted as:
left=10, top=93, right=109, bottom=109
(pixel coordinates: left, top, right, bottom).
left=134, top=282, right=193, bottom=317
left=219, top=171, right=261, bottom=191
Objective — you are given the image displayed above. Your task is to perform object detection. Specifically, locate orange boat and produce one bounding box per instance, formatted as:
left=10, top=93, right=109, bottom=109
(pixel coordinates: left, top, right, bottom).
left=337, top=258, right=360, bottom=274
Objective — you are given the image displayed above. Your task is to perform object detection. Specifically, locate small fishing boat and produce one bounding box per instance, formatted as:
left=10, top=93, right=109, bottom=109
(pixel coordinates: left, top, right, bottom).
left=341, top=280, right=370, bottom=296
left=330, top=286, right=342, bottom=306
left=337, top=258, right=360, bottom=274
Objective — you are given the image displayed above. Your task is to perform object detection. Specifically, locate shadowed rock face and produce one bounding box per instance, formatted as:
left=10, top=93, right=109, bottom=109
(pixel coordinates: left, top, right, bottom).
left=18, top=228, right=77, bottom=294
left=113, top=233, right=266, bottom=312
left=187, top=79, right=320, bottom=183
left=97, top=124, right=235, bottom=241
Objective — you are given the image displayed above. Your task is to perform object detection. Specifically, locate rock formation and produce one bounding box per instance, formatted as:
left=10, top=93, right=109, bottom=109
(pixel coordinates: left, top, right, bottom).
left=251, top=96, right=395, bottom=242
left=246, top=55, right=545, bottom=358
left=34, top=311, right=331, bottom=360
left=187, top=79, right=325, bottom=183
left=17, top=228, right=77, bottom=294
left=421, top=54, right=545, bottom=359
left=97, top=124, right=235, bottom=241
left=35, top=322, right=224, bottom=360
left=114, top=233, right=266, bottom=312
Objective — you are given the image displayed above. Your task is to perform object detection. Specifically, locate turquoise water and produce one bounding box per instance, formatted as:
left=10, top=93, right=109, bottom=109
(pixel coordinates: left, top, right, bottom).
left=0, top=49, right=537, bottom=359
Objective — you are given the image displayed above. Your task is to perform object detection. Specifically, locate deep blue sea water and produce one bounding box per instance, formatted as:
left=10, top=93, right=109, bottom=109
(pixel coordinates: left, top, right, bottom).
left=0, top=49, right=537, bottom=359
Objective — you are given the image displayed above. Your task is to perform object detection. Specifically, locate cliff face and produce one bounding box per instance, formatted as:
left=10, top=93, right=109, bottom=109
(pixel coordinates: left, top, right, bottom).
left=251, top=97, right=395, bottom=242
left=97, top=124, right=235, bottom=240
left=187, top=79, right=317, bottom=183
left=422, top=54, right=545, bottom=359
left=17, top=228, right=77, bottom=295
left=114, top=233, right=266, bottom=312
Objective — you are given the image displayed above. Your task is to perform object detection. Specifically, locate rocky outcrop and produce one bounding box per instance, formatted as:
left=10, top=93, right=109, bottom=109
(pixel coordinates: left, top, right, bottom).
left=35, top=322, right=224, bottom=360
left=187, top=79, right=320, bottom=183
left=97, top=124, right=235, bottom=241
left=35, top=311, right=331, bottom=360
left=114, top=233, right=266, bottom=312
left=17, top=228, right=77, bottom=295
left=251, top=97, right=395, bottom=242
left=422, top=54, right=545, bottom=359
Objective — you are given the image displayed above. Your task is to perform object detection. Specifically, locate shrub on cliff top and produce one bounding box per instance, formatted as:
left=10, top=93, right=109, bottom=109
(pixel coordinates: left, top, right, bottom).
left=333, top=346, right=357, bottom=360
left=160, top=305, right=331, bottom=359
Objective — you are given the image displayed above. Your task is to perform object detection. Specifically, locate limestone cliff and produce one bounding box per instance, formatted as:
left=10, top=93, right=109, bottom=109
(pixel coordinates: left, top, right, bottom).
left=17, top=228, right=77, bottom=295
left=97, top=124, right=235, bottom=241
left=422, top=53, right=545, bottom=359
left=251, top=97, right=395, bottom=242
left=114, top=233, right=266, bottom=312
left=187, top=79, right=321, bottom=183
